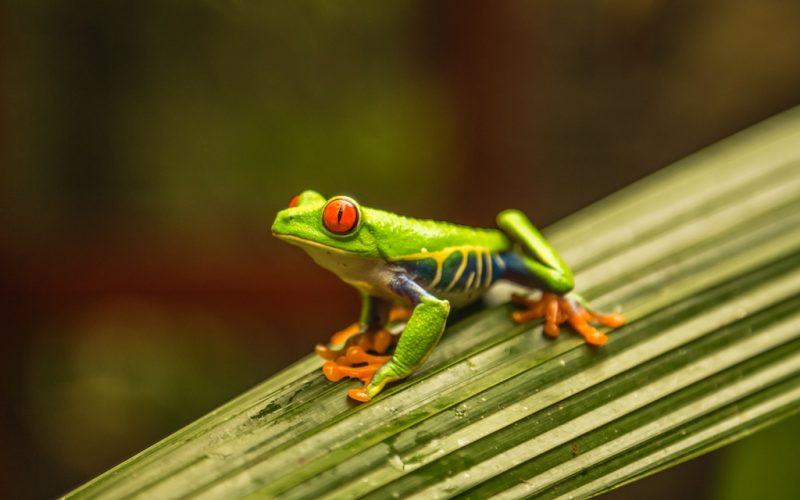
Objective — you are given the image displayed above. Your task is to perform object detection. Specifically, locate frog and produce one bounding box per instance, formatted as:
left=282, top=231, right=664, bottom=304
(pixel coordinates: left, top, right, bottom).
left=271, top=190, right=624, bottom=402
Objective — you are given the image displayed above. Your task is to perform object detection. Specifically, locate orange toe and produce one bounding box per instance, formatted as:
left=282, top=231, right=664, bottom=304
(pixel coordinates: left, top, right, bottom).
left=329, top=322, right=361, bottom=346
left=316, top=344, right=340, bottom=360
left=585, top=331, right=609, bottom=346
left=345, top=346, right=391, bottom=365
left=544, top=297, right=560, bottom=336
left=322, top=361, right=346, bottom=382
left=512, top=310, right=536, bottom=323
left=543, top=322, right=561, bottom=338
left=388, top=305, right=412, bottom=322
left=347, top=388, right=372, bottom=402
left=592, top=312, right=625, bottom=328
left=373, top=329, right=393, bottom=353
left=322, top=361, right=382, bottom=383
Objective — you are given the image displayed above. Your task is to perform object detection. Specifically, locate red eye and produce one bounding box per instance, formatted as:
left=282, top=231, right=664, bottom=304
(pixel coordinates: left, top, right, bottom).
left=289, top=194, right=300, bottom=208
left=323, top=198, right=359, bottom=234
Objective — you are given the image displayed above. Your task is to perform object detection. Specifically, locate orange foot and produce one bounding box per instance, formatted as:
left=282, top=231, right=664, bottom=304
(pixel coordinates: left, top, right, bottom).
left=316, top=305, right=410, bottom=402
left=322, top=345, right=390, bottom=380
left=321, top=346, right=392, bottom=402
left=511, top=292, right=624, bottom=345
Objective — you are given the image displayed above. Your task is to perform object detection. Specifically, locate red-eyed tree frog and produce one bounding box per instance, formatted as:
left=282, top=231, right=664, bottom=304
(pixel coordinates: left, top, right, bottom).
left=272, top=190, right=624, bottom=402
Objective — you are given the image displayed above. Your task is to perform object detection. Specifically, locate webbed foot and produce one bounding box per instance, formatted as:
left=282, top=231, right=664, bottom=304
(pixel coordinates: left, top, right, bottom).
left=316, top=305, right=412, bottom=402
left=320, top=343, right=393, bottom=402
left=322, top=346, right=392, bottom=403
left=322, top=345, right=391, bottom=379
left=511, top=292, right=624, bottom=345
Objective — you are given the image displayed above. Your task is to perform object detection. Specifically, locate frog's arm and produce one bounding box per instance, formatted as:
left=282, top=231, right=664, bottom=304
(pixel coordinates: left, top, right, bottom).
left=497, top=209, right=574, bottom=295
left=348, top=274, right=450, bottom=402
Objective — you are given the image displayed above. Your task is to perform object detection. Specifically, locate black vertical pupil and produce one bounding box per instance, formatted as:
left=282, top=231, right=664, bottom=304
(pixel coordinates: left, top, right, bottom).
left=337, top=204, right=344, bottom=223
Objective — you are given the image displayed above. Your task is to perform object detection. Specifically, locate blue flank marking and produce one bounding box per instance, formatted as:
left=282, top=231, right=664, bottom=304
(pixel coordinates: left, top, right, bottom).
left=452, top=252, right=478, bottom=290
left=395, top=257, right=438, bottom=287
left=395, top=249, right=512, bottom=293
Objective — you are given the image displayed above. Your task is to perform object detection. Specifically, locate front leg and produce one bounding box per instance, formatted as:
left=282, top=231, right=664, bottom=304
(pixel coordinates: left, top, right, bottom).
left=348, top=275, right=450, bottom=402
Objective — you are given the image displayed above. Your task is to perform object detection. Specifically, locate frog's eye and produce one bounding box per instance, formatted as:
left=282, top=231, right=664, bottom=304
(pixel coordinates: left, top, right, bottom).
left=322, top=197, right=359, bottom=235
left=288, top=194, right=300, bottom=208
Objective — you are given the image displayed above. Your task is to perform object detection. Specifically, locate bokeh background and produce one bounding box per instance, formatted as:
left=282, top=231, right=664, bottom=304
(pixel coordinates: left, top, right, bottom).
left=2, top=1, right=800, bottom=498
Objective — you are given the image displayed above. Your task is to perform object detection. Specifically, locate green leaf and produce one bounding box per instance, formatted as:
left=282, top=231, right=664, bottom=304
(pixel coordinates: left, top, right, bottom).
left=67, top=107, right=800, bottom=499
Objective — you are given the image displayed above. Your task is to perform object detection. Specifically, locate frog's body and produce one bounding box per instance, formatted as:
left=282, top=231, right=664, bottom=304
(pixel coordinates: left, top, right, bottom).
left=272, top=190, right=623, bottom=402
left=289, top=215, right=512, bottom=307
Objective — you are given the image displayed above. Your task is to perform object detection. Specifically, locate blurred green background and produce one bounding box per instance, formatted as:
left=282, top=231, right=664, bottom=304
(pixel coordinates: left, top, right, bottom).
left=1, top=1, right=799, bottom=498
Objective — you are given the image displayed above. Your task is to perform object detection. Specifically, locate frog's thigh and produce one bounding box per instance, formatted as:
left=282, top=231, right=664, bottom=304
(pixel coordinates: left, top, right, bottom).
left=496, top=209, right=574, bottom=295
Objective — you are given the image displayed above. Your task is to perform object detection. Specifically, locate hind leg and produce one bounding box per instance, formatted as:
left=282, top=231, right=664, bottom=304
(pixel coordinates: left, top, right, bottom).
left=496, top=209, right=624, bottom=344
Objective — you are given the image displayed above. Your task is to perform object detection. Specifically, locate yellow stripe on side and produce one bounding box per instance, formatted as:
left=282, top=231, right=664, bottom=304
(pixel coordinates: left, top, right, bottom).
left=464, top=271, right=476, bottom=290
left=485, top=251, right=493, bottom=287
left=474, top=248, right=483, bottom=290
left=444, top=249, right=470, bottom=292
left=389, top=245, right=493, bottom=291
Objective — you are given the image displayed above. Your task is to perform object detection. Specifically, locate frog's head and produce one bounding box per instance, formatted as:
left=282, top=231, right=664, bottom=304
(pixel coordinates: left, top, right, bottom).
left=271, top=190, right=378, bottom=257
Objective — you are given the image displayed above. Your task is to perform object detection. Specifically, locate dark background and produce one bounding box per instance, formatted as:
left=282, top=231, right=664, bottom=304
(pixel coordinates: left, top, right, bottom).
left=1, top=1, right=799, bottom=498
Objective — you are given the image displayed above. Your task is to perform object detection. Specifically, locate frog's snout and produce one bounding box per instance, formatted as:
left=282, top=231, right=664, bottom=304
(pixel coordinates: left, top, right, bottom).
left=271, top=210, right=292, bottom=236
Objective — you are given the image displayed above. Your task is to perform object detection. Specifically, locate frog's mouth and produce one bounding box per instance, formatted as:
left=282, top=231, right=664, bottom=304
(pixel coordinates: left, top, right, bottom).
left=271, top=232, right=352, bottom=255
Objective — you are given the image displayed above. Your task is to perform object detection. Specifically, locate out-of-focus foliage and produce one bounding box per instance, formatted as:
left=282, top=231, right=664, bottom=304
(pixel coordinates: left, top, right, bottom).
left=714, top=411, right=800, bottom=500
left=6, top=1, right=454, bottom=239
left=24, top=302, right=265, bottom=474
